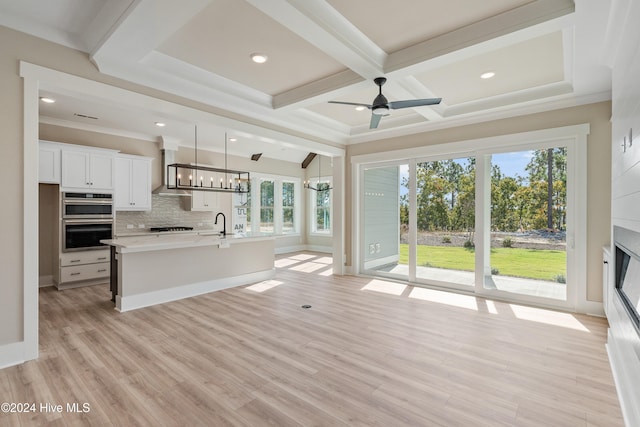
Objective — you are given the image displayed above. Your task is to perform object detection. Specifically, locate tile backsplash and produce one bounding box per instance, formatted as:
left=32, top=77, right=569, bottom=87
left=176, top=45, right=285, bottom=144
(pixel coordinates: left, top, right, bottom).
left=115, top=195, right=215, bottom=235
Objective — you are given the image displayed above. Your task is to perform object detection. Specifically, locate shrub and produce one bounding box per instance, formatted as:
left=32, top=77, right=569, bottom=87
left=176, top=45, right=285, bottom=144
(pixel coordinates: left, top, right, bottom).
left=463, top=240, right=475, bottom=249
left=554, top=274, right=566, bottom=284
left=491, top=267, right=500, bottom=275
left=502, top=237, right=514, bottom=248
left=441, top=236, right=452, bottom=244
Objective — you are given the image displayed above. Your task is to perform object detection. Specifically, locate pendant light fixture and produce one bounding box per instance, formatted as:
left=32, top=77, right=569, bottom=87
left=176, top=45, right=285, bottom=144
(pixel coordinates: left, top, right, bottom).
left=304, top=154, right=332, bottom=192
left=166, top=125, right=250, bottom=193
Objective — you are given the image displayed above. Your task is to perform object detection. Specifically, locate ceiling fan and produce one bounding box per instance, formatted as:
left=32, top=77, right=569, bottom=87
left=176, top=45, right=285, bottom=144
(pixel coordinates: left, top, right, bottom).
left=329, top=77, right=442, bottom=129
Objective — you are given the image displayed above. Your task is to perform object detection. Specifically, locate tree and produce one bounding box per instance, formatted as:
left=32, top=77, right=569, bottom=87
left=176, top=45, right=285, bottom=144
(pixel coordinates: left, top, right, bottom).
left=525, top=148, right=567, bottom=230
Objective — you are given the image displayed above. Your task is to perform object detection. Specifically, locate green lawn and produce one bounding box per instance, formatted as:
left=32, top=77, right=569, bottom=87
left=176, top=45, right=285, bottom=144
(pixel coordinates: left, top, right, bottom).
left=399, top=244, right=566, bottom=282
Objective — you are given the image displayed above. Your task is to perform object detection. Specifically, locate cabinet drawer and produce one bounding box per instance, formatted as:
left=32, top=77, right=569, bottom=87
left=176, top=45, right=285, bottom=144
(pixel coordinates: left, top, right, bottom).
left=60, top=262, right=110, bottom=283
left=60, top=250, right=110, bottom=266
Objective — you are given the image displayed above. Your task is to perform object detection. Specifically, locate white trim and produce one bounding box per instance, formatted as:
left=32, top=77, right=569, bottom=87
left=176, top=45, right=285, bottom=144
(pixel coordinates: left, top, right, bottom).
left=275, top=245, right=332, bottom=255
left=364, top=255, right=400, bottom=271
left=0, top=342, right=26, bottom=370
left=350, top=124, right=591, bottom=165
left=275, top=245, right=307, bottom=255
left=306, top=245, right=333, bottom=254
left=22, top=63, right=39, bottom=362
left=116, top=269, right=275, bottom=312
left=607, top=329, right=640, bottom=427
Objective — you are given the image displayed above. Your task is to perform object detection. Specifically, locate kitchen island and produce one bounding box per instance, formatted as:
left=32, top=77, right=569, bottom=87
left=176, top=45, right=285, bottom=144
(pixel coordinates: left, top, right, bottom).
left=101, top=232, right=275, bottom=312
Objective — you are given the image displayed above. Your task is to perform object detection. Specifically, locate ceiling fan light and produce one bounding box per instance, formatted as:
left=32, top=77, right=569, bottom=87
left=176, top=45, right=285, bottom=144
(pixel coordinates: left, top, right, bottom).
left=372, top=106, right=389, bottom=116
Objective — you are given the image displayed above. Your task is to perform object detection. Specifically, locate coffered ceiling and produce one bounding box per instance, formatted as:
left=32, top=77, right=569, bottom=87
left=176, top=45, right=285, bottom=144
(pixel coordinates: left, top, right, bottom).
left=0, top=0, right=613, bottom=162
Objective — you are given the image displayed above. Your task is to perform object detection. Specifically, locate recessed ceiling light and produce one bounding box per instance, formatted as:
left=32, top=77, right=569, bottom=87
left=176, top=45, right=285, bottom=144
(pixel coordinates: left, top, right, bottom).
left=155, top=122, right=166, bottom=127
left=250, top=53, right=268, bottom=64
left=39, top=97, right=55, bottom=103
left=229, top=138, right=237, bottom=142
left=355, top=106, right=366, bottom=111
left=480, top=71, right=496, bottom=79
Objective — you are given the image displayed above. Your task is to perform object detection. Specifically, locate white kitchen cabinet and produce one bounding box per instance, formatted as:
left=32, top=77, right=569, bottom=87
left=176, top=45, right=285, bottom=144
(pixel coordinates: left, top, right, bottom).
left=115, top=154, right=152, bottom=211
left=186, top=168, right=219, bottom=211
left=190, top=190, right=218, bottom=211
left=38, top=141, right=61, bottom=183
left=61, top=149, right=115, bottom=191
left=57, top=249, right=110, bottom=289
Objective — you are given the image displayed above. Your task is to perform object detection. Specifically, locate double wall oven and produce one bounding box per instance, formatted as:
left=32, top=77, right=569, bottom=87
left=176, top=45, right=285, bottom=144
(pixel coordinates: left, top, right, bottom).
left=61, top=192, right=113, bottom=252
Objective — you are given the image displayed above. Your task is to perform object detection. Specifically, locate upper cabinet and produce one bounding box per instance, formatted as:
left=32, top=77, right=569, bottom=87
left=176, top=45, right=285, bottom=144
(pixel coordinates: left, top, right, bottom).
left=115, top=154, right=153, bottom=211
left=190, top=189, right=218, bottom=211
left=61, top=148, right=117, bottom=191
left=38, top=141, right=61, bottom=184
left=186, top=167, right=219, bottom=211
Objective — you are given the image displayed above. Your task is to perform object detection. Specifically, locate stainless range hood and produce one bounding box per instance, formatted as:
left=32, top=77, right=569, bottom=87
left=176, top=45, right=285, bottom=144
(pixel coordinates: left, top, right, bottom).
left=153, top=138, right=191, bottom=197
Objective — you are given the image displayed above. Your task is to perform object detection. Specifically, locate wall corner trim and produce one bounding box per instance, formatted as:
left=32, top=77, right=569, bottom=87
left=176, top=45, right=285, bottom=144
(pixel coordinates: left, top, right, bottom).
left=0, top=342, right=26, bottom=370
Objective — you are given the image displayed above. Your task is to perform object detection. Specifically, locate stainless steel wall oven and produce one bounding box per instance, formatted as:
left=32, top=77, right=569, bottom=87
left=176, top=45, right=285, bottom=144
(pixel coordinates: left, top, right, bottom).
left=61, top=192, right=113, bottom=252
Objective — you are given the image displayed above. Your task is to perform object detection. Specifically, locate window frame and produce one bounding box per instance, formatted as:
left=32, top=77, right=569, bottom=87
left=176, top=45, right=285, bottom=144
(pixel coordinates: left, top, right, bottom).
left=308, top=175, right=333, bottom=236
left=249, top=173, right=301, bottom=236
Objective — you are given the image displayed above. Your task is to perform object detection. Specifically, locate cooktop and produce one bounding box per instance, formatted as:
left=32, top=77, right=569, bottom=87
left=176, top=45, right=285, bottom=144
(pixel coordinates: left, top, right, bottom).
left=149, top=226, right=194, bottom=232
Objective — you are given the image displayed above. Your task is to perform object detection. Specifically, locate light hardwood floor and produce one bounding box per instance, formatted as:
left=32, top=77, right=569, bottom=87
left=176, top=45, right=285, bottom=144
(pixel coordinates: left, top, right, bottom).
left=2, top=252, right=623, bottom=426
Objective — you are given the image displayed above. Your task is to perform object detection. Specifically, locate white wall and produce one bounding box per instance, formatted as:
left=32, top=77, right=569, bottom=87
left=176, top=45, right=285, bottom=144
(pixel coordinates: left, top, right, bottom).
left=363, top=166, right=400, bottom=269
left=606, top=1, right=640, bottom=424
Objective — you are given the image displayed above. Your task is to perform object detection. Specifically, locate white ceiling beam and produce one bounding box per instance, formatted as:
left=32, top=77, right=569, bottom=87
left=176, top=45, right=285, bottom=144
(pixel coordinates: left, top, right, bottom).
left=247, top=0, right=389, bottom=110
left=246, top=0, right=386, bottom=78
left=91, top=0, right=211, bottom=68
left=386, top=0, right=575, bottom=74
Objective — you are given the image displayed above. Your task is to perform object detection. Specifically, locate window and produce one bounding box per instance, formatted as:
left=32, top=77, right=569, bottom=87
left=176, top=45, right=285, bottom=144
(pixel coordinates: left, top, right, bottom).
left=249, top=175, right=300, bottom=235
left=260, top=179, right=274, bottom=233
left=310, top=177, right=332, bottom=235
left=245, top=190, right=251, bottom=233
left=282, top=181, right=295, bottom=233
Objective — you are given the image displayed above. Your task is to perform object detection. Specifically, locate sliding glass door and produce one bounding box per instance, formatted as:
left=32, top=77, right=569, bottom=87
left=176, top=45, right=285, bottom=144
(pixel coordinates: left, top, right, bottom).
left=414, top=157, right=475, bottom=289
left=484, top=148, right=567, bottom=301
left=357, top=128, right=585, bottom=309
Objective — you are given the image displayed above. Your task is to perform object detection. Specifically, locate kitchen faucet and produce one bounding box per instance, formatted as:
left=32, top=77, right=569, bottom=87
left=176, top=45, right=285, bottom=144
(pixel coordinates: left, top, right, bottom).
left=215, top=212, right=226, bottom=236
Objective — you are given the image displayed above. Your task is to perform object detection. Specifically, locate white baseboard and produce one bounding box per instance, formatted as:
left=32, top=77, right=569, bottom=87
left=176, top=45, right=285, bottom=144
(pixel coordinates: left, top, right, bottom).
left=364, top=255, right=399, bottom=270
left=116, top=268, right=275, bottom=312
left=275, top=245, right=306, bottom=254
left=275, top=245, right=332, bottom=255
left=0, top=341, right=25, bottom=370
left=38, top=275, right=54, bottom=288
left=607, top=329, right=640, bottom=427
left=578, top=300, right=605, bottom=317
left=305, top=245, right=332, bottom=253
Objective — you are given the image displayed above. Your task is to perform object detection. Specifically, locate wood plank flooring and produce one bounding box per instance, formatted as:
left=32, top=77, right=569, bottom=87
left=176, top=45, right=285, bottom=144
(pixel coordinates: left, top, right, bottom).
left=1, top=252, right=624, bottom=426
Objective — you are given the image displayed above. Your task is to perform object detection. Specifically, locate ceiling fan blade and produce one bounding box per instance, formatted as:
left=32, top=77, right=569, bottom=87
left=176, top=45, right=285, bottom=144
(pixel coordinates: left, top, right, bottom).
left=328, top=101, right=372, bottom=108
left=369, top=113, right=382, bottom=129
left=388, top=98, right=442, bottom=109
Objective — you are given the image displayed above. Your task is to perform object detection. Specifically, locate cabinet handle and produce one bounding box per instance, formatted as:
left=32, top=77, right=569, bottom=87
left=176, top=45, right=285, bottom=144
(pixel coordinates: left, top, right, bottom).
left=70, top=272, right=80, bottom=276
left=70, top=259, right=81, bottom=263
left=97, top=257, right=107, bottom=260
left=97, top=269, right=107, bottom=273
left=603, top=260, right=609, bottom=264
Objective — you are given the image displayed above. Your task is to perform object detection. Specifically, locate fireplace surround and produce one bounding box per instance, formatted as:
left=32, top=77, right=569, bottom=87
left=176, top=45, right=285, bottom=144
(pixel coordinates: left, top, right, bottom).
left=614, top=226, right=640, bottom=335
left=608, top=225, right=640, bottom=426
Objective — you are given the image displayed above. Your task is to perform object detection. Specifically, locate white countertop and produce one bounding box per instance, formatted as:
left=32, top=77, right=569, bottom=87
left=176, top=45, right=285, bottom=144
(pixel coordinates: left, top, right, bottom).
left=101, top=231, right=274, bottom=253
